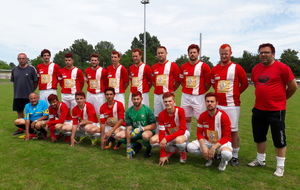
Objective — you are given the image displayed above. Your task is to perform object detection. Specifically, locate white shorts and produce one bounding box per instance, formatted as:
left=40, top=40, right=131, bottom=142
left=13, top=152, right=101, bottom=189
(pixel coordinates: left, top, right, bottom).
left=62, top=93, right=76, bottom=109
left=189, top=139, right=232, bottom=155
left=128, top=92, right=149, bottom=108
left=86, top=92, right=105, bottom=115
left=217, top=105, right=240, bottom=132
left=181, top=93, right=206, bottom=119
left=40, top=89, right=57, bottom=106
left=64, top=120, right=73, bottom=125
left=114, top=93, right=125, bottom=108
left=166, top=130, right=190, bottom=146
left=104, top=125, right=125, bottom=133
left=154, top=94, right=164, bottom=117
left=92, top=122, right=100, bottom=128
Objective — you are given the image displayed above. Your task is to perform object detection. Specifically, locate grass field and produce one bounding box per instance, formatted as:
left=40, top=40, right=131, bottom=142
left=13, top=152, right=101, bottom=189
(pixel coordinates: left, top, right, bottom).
left=0, top=79, right=299, bottom=190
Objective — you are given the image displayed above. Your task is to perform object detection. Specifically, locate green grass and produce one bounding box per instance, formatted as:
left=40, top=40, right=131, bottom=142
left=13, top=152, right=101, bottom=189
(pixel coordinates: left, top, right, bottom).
left=0, top=79, right=299, bottom=190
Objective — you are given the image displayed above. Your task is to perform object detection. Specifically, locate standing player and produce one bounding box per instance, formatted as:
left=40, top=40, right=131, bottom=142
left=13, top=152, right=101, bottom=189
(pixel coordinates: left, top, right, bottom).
left=152, top=46, right=180, bottom=119
left=47, top=94, right=72, bottom=143
left=150, top=92, right=189, bottom=166
left=36, top=49, right=60, bottom=105
left=180, top=44, right=211, bottom=132
left=107, top=51, right=129, bottom=107
left=11, top=53, right=38, bottom=135
left=128, top=49, right=152, bottom=107
left=98, top=87, right=126, bottom=150
left=85, top=53, right=108, bottom=115
left=58, top=53, right=84, bottom=109
left=210, top=44, right=248, bottom=166
left=187, top=92, right=232, bottom=171
left=248, top=43, right=298, bottom=177
left=114, top=91, right=156, bottom=158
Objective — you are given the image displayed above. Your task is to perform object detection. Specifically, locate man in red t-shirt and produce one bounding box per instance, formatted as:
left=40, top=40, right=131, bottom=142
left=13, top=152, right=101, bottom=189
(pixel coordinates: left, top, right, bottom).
left=85, top=53, right=108, bottom=115
left=210, top=44, right=249, bottom=166
left=152, top=46, right=180, bottom=118
left=248, top=43, right=298, bottom=177
left=128, top=48, right=152, bottom=108
left=150, top=92, right=189, bottom=166
left=180, top=44, right=211, bottom=133
left=58, top=53, right=84, bottom=109
left=187, top=92, right=232, bottom=171
left=36, top=49, right=60, bottom=106
left=107, top=51, right=129, bottom=107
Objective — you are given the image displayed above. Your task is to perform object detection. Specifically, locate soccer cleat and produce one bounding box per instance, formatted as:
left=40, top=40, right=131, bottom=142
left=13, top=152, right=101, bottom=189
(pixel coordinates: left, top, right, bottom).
left=91, top=138, right=98, bottom=146
left=144, top=147, right=152, bottom=158
left=247, top=159, right=266, bottom=167
left=218, top=158, right=228, bottom=171
left=133, top=142, right=142, bottom=154
left=64, top=136, right=71, bottom=143
left=29, top=134, right=38, bottom=140
left=51, top=137, right=57, bottom=143
left=114, top=142, right=122, bottom=150
left=18, top=135, right=26, bottom=139
left=12, top=128, right=24, bottom=136
left=79, top=135, right=87, bottom=143
left=180, top=151, right=187, bottom=163
left=105, top=142, right=113, bottom=149
left=230, top=157, right=239, bottom=166
left=273, top=166, right=284, bottom=177
left=167, top=148, right=178, bottom=158
left=205, top=159, right=214, bottom=167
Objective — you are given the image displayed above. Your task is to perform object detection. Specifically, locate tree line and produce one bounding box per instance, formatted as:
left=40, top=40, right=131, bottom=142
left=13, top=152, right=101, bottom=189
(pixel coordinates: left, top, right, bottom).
left=1, top=32, right=300, bottom=76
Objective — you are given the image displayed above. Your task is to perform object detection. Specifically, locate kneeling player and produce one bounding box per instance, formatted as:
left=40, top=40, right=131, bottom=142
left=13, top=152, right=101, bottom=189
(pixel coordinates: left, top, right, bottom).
left=98, top=87, right=126, bottom=150
left=150, top=92, right=189, bottom=166
left=114, top=91, right=156, bottom=158
left=187, top=92, right=232, bottom=171
left=47, top=94, right=72, bottom=142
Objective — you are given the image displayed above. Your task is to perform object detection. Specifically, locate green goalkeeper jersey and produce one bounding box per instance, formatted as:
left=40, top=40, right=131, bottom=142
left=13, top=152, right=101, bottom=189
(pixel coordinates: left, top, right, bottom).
left=125, top=104, right=156, bottom=129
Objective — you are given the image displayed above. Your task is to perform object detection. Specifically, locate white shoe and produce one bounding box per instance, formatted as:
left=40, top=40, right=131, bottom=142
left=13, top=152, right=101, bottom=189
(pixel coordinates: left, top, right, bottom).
left=273, top=166, right=284, bottom=177
left=218, top=158, right=228, bottom=171
left=248, top=159, right=266, bottom=167
left=205, top=160, right=214, bottom=166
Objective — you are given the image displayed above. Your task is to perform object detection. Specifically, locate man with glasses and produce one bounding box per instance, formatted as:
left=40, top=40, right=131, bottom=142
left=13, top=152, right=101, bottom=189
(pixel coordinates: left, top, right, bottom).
left=11, top=53, right=38, bottom=135
left=248, top=43, right=298, bottom=177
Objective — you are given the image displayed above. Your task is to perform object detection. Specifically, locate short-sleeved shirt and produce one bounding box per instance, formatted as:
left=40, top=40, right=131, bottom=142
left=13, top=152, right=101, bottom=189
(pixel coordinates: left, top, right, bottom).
left=48, top=102, right=72, bottom=126
left=152, top=61, right=180, bottom=94
left=107, top=64, right=129, bottom=94
left=11, top=65, right=38, bottom=99
left=72, top=102, right=98, bottom=125
left=37, top=62, right=60, bottom=90
left=125, top=104, right=156, bottom=129
left=99, top=100, right=126, bottom=126
left=24, top=100, right=49, bottom=121
left=129, top=63, right=152, bottom=93
left=85, top=66, right=108, bottom=94
left=180, top=61, right=211, bottom=95
left=58, top=66, right=84, bottom=94
left=251, top=61, right=295, bottom=111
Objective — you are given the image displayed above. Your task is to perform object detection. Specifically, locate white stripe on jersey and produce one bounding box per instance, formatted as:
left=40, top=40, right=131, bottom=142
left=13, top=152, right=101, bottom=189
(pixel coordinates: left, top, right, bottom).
left=163, top=61, right=171, bottom=93
left=226, top=64, right=236, bottom=106
left=71, top=68, right=78, bottom=94
left=46, top=63, right=55, bottom=89
left=192, top=62, right=203, bottom=95
left=214, top=111, right=222, bottom=141
left=95, top=67, right=103, bottom=93
left=137, top=63, right=145, bottom=92
left=115, top=66, right=122, bottom=93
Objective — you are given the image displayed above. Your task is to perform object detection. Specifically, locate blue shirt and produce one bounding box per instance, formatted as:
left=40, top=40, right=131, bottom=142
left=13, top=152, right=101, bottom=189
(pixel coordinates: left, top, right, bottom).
left=24, top=100, right=49, bottom=121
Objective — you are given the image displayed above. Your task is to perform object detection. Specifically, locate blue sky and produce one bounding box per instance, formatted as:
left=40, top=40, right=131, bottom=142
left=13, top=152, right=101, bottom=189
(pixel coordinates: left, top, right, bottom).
left=1, top=0, right=299, bottom=65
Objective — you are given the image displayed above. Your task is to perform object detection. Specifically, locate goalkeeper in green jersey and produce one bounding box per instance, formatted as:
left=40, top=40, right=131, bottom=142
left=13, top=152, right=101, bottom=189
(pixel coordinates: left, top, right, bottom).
left=115, top=91, right=156, bottom=158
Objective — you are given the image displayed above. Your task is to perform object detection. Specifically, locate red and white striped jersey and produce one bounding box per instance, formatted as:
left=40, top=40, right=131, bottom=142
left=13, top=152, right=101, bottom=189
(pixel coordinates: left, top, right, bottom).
left=107, top=64, right=129, bottom=94
left=152, top=61, right=180, bottom=94
left=129, top=63, right=152, bottom=93
left=37, top=62, right=60, bottom=90
left=58, top=67, right=84, bottom=94
left=85, top=66, right=108, bottom=94
left=211, top=62, right=248, bottom=106
left=180, top=61, right=211, bottom=95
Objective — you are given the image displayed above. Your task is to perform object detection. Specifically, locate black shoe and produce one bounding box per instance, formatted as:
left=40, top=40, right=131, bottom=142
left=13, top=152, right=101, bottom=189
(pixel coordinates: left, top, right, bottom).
left=144, top=147, right=152, bottom=158
left=230, top=157, right=239, bottom=166
left=133, top=142, right=143, bottom=155
left=12, top=129, right=24, bottom=136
